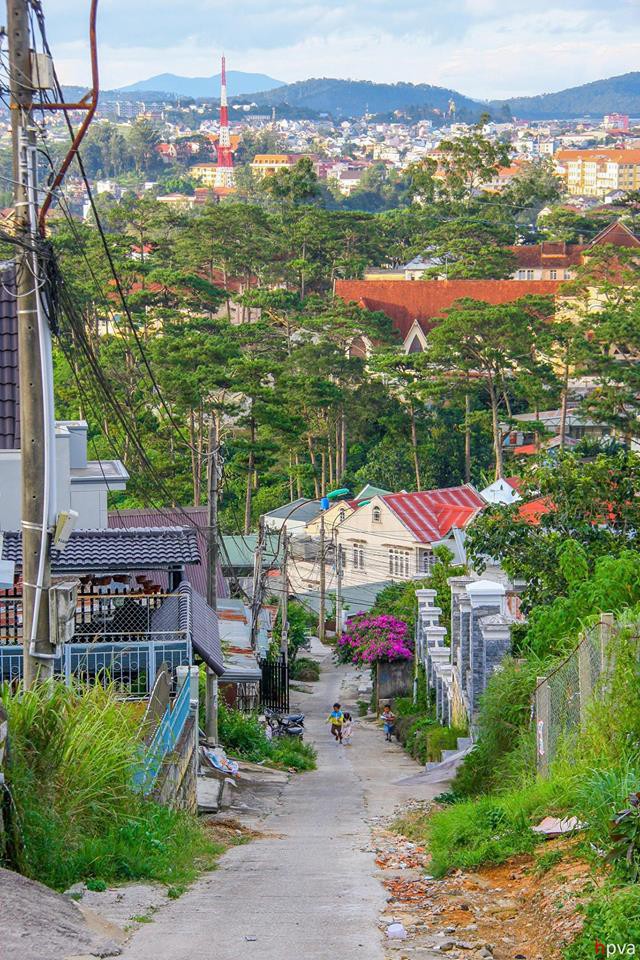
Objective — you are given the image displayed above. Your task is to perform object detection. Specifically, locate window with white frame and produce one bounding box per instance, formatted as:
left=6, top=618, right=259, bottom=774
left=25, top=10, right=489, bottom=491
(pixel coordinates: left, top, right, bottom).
left=352, top=543, right=365, bottom=570
left=389, top=547, right=410, bottom=578
left=372, top=506, right=381, bottom=523
left=418, top=550, right=435, bottom=575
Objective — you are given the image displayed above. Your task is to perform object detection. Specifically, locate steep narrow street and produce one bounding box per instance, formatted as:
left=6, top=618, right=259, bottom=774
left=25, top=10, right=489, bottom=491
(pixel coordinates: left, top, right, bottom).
left=120, top=641, right=441, bottom=960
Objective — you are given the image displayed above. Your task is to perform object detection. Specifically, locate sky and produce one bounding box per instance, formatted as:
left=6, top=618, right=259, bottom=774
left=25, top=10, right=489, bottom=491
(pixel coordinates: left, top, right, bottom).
left=45, top=0, right=640, bottom=99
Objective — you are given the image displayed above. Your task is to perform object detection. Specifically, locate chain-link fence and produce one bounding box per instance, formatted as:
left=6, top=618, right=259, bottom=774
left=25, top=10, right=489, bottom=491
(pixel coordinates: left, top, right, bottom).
left=535, top=614, right=614, bottom=775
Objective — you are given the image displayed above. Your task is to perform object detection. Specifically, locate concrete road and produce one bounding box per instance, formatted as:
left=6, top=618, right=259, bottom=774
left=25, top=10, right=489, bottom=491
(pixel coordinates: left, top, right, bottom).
left=120, top=641, right=441, bottom=960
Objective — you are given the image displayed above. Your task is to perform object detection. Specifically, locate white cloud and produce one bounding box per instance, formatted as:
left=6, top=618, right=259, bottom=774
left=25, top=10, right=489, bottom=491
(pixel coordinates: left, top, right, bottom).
left=48, top=1, right=640, bottom=98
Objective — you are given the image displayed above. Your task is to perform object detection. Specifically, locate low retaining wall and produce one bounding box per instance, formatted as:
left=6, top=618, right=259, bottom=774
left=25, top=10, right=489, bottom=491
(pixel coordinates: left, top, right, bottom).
left=376, top=660, right=413, bottom=703
left=152, top=715, right=198, bottom=813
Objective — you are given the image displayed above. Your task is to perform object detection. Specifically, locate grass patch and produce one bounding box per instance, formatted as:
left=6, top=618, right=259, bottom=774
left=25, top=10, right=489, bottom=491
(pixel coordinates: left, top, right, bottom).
left=290, top=657, right=320, bottom=682
left=563, top=884, right=640, bottom=960
left=2, top=681, right=224, bottom=892
left=217, top=703, right=316, bottom=771
left=396, top=778, right=567, bottom=876
left=269, top=737, right=317, bottom=771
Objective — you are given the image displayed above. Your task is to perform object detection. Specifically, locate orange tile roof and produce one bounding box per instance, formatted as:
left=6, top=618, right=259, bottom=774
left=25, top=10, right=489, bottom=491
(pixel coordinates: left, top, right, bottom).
left=556, top=149, right=640, bottom=163
left=335, top=279, right=560, bottom=339
left=518, top=497, right=554, bottom=526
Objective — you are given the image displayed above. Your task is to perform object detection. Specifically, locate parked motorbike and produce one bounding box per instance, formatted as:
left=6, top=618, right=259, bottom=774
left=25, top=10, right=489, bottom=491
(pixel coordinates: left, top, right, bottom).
left=264, top=707, right=305, bottom=739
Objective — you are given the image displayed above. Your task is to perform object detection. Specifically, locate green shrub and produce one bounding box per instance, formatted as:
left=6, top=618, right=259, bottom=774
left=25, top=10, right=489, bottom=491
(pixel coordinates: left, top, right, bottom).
left=453, top=657, right=540, bottom=797
left=426, top=778, right=565, bottom=875
left=393, top=696, right=417, bottom=717
left=290, top=657, right=320, bottom=682
left=401, top=719, right=463, bottom=765
left=269, top=737, right=317, bottom=771
left=2, top=681, right=222, bottom=891
left=218, top=703, right=272, bottom=762
left=218, top=703, right=317, bottom=771
left=563, top=885, right=640, bottom=960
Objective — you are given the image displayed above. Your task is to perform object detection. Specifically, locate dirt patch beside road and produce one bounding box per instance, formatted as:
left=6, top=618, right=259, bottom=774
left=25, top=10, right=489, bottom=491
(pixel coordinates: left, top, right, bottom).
left=375, top=815, right=593, bottom=960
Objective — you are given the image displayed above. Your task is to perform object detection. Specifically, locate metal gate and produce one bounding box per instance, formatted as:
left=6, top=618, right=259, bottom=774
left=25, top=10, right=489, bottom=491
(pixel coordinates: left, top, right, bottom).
left=259, top=656, right=289, bottom=712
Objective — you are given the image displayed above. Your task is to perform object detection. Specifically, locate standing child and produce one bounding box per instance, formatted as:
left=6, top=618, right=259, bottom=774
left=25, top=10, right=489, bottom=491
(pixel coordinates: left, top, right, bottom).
left=326, top=702, right=344, bottom=743
left=381, top=704, right=396, bottom=742
left=342, top=712, right=354, bottom=745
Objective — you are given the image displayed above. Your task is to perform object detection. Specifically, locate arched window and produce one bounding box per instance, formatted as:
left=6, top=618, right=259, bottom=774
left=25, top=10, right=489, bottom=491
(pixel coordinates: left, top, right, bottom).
left=372, top=506, right=381, bottom=523
left=339, top=509, right=346, bottom=522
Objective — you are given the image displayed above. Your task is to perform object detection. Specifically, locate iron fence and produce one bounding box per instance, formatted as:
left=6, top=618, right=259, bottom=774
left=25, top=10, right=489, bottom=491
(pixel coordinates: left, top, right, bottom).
left=260, top=655, right=289, bottom=712
left=0, top=639, right=191, bottom=695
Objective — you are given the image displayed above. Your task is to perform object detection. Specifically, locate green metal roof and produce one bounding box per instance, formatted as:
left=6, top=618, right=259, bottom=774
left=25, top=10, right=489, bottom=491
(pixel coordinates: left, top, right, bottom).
left=220, top=533, right=283, bottom=569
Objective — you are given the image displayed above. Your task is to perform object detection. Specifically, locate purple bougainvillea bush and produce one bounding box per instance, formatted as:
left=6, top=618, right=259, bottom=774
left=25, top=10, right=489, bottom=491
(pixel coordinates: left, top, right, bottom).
left=336, top=613, right=413, bottom=665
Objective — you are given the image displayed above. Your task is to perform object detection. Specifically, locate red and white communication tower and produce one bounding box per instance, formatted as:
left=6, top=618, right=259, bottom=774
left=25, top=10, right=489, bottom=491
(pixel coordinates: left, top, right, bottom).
left=214, top=55, right=236, bottom=191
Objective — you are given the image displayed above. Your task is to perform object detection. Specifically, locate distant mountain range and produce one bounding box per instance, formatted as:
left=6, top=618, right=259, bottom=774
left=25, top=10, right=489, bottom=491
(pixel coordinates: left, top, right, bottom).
left=64, top=70, right=640, bottom=121
left=494, top=72, right=640, bottom=120
left=117, top=71, right=284, bottom=98
left=244, top=77, right=484, bottom=118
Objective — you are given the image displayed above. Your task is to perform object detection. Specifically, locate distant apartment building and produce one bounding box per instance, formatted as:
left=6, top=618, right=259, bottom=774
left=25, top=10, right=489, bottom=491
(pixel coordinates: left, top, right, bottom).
left=190, top=162, right=219, bottom=187
left=604, top=114, right=630, bottom=133
left=250, top=154, right=304, bottom=178
left=555, top=149, right=640, bottom=197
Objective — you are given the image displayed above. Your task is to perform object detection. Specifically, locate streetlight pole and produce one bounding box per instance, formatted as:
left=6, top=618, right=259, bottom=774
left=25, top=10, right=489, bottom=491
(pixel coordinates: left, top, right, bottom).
left=318, top=511, right=326, bottom=645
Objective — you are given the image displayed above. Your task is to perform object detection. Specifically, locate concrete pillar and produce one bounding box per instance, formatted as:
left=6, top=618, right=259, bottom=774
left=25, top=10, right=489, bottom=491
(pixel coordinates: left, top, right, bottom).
left=448, top=575, right=474, bottom=669
left=459, top=595, right=472, bottom=694
left=480, top=616, right=513, bottom=679
left=466, top=580, right=505, bottom=714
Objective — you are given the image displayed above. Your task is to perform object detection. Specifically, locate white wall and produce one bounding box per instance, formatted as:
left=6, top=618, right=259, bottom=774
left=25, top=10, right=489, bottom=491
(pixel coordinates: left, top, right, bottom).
left=0, top=424, right=117, bottom=531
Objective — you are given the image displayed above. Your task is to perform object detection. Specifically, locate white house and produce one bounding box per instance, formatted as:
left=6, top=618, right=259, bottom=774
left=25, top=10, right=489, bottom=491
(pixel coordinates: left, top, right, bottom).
left=335, top=486, right=485, bottom=592
left=480, top=477, right=522, bottom=506
left=0, top=420, right=129, bottom=531
left=288, top=485, right=486, bottom=612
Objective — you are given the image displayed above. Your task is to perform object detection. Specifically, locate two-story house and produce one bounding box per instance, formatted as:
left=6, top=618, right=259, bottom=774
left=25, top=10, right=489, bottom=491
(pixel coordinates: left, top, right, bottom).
left=334, top=486, right=485, bottom=592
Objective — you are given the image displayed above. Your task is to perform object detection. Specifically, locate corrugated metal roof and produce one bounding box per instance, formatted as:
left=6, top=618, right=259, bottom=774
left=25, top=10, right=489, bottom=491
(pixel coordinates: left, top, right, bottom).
left=381, top=485, right=485, bottom=543
left=0, top=265, right=19, bottom=450
left=150, top=581, right=224, bottom=675
left=220, top=533, right=283, bottom=569
left=2, top=526, right=201, bottom=573
left=108, top=508, right=228, bottom=599
left=263, top=498, right=322, bottom=523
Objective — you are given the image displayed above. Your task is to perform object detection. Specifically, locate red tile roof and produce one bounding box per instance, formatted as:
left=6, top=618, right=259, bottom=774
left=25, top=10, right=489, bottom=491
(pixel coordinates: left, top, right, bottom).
left=335, top=279, right=560, bottom=338
left=509, top=242, right=585, bottom=269
left=381, top=485, right=485, bottom=542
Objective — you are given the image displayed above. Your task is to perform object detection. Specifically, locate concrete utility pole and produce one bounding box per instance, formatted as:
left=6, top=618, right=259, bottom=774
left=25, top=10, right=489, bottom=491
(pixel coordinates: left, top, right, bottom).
left=335, top=536, right=343, bottom=642
left=318, top=512, right=326, bottom=645
left=280, top=532, right=289, bottom=663
left=205, top=417, right=219, bottom=741
left=250, top=516, right=265, bottom=649
left=8, top=0, right=56, bottom=685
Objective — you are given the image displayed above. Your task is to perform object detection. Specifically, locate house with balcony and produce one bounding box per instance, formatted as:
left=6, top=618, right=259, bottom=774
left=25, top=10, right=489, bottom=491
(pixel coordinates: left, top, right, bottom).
left=335, top=486, right=485, bottom=592
left=288, top=485, right=485, bottom=614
